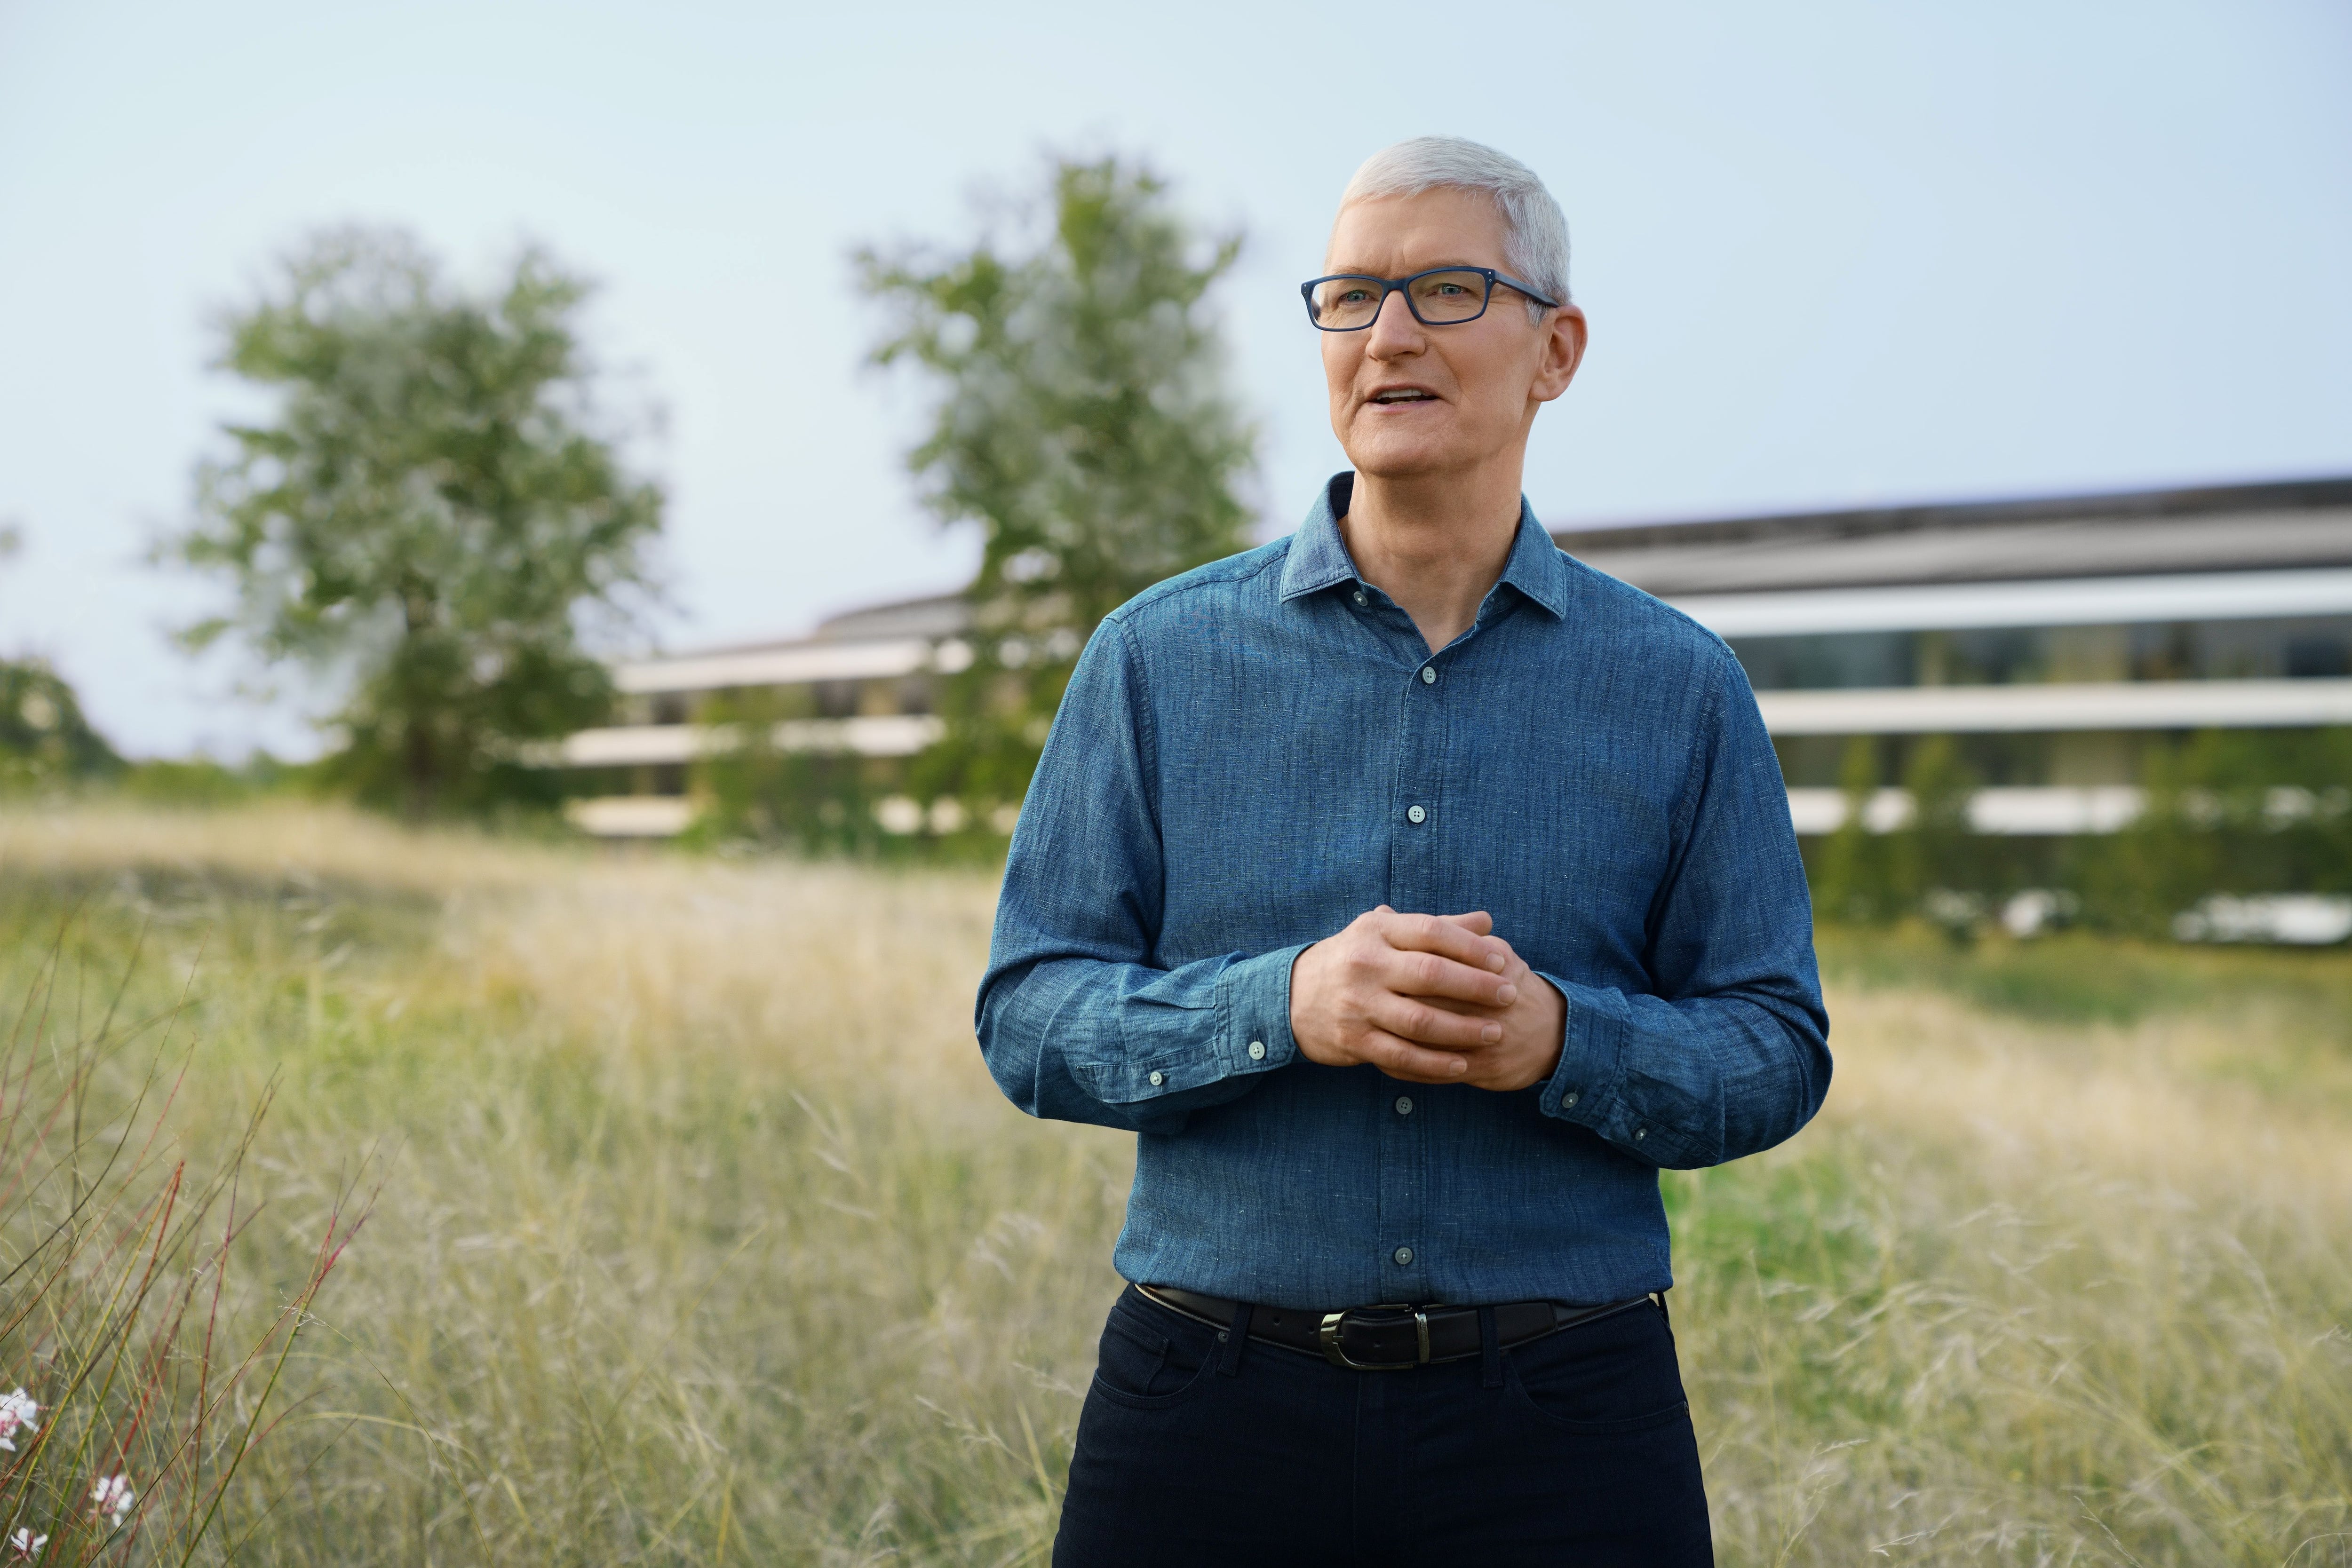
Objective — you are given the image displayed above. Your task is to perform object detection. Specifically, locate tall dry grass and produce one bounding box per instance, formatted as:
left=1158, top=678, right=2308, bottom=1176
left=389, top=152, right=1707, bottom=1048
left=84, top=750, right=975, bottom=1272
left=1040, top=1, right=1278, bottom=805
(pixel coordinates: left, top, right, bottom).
left=2, top=801, right=2346, bottom=1565
left=1683, top=984, right=2352, bottom=1565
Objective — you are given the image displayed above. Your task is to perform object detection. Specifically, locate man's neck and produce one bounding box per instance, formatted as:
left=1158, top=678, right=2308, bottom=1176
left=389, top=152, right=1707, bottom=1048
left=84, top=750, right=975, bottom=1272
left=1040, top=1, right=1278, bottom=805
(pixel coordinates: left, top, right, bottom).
left=1339, top=463, right=1526, bottom=655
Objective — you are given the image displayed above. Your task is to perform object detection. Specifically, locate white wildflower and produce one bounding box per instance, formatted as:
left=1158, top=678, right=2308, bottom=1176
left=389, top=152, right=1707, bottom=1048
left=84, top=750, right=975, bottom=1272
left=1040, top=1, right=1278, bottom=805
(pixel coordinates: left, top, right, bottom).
left=6, top=1528, right=43, bottom=1560
left=89, top=1472, right=133, bottom=1526
left=0, top=1389, right=38, bottom=1452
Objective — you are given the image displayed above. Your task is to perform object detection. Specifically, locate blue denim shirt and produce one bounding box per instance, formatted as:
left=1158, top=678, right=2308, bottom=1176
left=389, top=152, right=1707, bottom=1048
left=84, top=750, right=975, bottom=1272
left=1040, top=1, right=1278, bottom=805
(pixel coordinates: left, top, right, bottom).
left=978, top=474, right=1830, bottom=1308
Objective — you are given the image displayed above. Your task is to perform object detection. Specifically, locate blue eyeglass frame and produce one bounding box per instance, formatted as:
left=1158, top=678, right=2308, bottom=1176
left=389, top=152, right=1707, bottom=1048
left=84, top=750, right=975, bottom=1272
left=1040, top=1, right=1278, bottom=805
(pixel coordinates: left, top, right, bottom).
left=1299, top=266, right=1560, bottom=331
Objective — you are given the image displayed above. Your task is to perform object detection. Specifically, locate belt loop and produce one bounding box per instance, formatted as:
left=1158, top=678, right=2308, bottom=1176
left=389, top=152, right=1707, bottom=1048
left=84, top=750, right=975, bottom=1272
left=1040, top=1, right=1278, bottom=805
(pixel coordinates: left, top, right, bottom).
left=1478, top=1306, right=1502, bottom=1390
left=1651, top=1289, right=1671, bottom=1330
left=1217, top=1297, right=1251, bottom=1377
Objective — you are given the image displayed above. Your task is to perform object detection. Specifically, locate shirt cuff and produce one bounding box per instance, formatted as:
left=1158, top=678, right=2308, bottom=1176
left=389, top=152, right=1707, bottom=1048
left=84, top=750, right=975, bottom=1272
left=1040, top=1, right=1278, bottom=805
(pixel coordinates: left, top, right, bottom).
left=1534, top=972, right=1636, bottom=1142
left=1214, top=942, right=1307, bottom=1077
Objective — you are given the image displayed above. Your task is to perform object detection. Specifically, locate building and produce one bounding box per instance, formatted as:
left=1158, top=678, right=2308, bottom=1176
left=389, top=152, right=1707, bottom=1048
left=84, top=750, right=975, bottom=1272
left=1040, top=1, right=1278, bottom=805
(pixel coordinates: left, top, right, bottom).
left=1564, top=474, right=2352, bottom=838
left=546, top=474, right=2352, bottom=850
left=550, top=593, right=970, bottom=838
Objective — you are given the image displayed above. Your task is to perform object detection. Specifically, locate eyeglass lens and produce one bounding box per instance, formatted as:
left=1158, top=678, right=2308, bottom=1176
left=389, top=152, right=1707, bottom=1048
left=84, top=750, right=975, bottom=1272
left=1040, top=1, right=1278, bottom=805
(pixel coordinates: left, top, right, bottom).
left=1309, top=270, right=1492, bottom=329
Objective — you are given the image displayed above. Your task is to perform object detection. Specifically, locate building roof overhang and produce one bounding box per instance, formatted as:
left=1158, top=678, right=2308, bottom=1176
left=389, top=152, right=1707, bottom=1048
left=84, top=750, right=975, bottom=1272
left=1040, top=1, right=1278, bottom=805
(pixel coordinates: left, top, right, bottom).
left=1556, top=474, right=2352, bottom=597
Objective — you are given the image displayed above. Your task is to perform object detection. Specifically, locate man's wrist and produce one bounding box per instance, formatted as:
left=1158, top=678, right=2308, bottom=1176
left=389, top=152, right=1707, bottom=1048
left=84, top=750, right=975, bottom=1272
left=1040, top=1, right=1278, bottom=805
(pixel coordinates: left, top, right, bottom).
left=1286, top=940, right=1328, bottom=1064
left=1532, top=971, right=1567, bottom=1080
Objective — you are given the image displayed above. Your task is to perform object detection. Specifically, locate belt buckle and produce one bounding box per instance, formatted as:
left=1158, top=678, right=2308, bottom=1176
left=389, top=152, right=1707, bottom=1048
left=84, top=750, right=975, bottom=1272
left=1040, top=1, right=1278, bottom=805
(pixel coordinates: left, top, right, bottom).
left=1319, top=1305, right=1431, bottom=1371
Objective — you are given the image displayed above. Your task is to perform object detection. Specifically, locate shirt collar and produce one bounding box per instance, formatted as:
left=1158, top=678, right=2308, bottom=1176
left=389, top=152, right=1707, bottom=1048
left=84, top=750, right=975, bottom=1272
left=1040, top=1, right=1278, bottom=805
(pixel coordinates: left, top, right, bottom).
left=1278, top=471, right=1570, bottom=621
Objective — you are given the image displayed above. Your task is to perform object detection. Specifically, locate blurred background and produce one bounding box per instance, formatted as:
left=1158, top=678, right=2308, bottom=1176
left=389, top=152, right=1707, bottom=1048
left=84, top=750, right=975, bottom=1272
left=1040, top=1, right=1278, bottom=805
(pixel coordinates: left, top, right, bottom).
left=8, top=0, right=2350, bottom=940
left=3, top=1, right=2351, bottom=933
left=4, top=7, right=2352, bottom=1562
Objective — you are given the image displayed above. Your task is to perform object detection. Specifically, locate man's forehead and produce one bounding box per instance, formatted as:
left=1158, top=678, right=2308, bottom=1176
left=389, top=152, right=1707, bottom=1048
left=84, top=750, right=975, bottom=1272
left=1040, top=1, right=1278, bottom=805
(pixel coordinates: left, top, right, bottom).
left=1325, top=188, right=1510, bottom=269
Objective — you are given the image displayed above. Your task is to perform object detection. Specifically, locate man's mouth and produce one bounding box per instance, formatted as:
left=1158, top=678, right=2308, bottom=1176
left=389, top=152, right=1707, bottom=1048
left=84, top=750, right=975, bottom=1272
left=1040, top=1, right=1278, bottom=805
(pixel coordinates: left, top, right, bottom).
left=1369, top=389, right=1438, bottom=405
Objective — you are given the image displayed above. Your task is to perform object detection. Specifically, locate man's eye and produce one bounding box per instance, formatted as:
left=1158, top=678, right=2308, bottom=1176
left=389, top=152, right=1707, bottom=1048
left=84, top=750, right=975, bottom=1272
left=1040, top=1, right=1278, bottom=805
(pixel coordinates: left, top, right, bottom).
left=1340, top=288, right=1372, bottom=303
left=1435, top=284, right=1465, bottom=296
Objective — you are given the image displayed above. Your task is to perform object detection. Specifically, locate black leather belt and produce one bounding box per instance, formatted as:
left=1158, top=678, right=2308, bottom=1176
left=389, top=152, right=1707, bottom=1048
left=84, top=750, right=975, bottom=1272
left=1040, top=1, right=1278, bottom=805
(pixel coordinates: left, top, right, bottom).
left=1139, top=1283, right=1653, bottom=1371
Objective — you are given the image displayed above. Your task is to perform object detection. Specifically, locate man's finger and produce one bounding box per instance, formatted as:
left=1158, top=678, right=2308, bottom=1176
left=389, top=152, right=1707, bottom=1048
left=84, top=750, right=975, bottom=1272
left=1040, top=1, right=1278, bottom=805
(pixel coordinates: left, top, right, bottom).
left=1436, top=910, right=1494, bottom=937
left=1380, top=910, right=1508, bottom=972
left=1359, top=1030, right=1470, bottom=1083
left=1383, top=947, right=1518, bottom=1007
left=1372, top=993, right=1502, bottom=1049
left=1416, top=991, right=1506, bottom=1021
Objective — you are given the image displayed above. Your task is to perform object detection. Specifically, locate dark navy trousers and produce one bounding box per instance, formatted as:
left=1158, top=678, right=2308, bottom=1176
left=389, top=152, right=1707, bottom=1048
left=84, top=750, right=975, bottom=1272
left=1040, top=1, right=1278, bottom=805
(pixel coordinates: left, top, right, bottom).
left=1054, top=1285, right=1714, bottom=1567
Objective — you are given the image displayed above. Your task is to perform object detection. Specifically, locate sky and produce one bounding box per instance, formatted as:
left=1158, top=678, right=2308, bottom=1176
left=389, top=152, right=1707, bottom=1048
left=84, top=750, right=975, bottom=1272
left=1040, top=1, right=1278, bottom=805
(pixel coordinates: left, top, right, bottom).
left=2, top=0, right=2348, bottom=759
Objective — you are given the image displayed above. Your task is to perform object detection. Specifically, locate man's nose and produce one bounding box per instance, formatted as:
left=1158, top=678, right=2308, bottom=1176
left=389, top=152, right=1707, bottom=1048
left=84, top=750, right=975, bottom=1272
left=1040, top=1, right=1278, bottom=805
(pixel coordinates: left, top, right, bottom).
left=1364, top=287, right=1424, bottom=355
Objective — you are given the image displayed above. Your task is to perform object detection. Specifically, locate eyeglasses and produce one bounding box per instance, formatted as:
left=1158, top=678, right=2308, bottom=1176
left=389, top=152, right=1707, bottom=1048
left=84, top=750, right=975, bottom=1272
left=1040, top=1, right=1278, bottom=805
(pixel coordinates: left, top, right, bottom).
left=1299, top=267, right=1559, bottom=331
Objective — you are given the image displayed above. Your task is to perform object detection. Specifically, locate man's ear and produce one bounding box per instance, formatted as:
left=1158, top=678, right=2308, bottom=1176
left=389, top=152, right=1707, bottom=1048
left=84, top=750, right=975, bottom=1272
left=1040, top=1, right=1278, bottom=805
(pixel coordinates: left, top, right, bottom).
left=1533, top=305, right=1587, bottom=404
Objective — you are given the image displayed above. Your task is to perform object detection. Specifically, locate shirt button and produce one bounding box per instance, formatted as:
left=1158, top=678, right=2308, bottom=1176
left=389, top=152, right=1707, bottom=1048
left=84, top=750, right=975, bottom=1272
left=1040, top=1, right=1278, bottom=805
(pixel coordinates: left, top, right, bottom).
left=1353, top=589, right=1367, bottom=607
left=1406, top=804, right=1426, bottom=824
left=1247, top=1040, right=1266, bottom=1061
left=1420, top=665, right=1436, bottom=685
left=1563, top=1093, right=1579, bottom=1108
left=1636, top=1127, right=1647, bottom=1140
left=1394, top=1096, right=1413, bottom=1116
left=1392, top=1246, right=1414, bottom=1267
left=1148, top=1071, right=1165, bottom=1087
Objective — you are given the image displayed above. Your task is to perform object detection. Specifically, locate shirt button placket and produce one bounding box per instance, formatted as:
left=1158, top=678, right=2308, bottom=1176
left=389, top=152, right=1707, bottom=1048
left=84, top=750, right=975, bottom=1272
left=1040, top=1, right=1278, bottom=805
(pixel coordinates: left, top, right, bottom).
left=1388, top=652, right=1443, bottom=1308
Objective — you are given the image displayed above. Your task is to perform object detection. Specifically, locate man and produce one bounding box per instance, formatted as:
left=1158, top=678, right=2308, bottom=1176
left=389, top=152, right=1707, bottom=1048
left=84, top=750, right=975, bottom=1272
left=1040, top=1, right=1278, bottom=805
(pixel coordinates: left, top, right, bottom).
left=978, top=135, right=1829, bottom=1567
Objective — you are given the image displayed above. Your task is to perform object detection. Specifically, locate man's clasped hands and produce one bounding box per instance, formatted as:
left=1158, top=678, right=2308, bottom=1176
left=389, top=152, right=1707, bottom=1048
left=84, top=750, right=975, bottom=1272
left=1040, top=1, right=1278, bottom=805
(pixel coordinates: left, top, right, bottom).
left=1288, top=908, right=1565, bottom=1091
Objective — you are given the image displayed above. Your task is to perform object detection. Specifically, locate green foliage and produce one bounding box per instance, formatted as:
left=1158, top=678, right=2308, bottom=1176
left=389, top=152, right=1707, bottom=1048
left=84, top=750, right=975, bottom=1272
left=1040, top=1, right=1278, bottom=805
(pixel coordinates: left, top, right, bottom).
left=1815, top=921, right=2352, bottom=1030
left=1807, top=728, right=2352, bottom=939
left=1805, top=736, right=1991, bottom=926
left=0, top=658, right=121, bottom=788
left=118, top=754, right=304, bottom=808
left=164, top=226, right=663, bottom=818
left=1889, top=733, right=1981, bottom=902
left=686, top=689, right=893, bottom=856
left=1808, top=738, right=1887, bottom=923
left=859, top=156, right=1256, bottom=818
left=2075, top=727, right=2352, bottom=934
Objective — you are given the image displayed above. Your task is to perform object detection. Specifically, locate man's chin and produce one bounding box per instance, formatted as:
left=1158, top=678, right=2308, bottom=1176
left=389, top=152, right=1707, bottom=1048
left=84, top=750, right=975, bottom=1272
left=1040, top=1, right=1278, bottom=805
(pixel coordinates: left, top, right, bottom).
left=1343, top=444, right=1472, bottom=484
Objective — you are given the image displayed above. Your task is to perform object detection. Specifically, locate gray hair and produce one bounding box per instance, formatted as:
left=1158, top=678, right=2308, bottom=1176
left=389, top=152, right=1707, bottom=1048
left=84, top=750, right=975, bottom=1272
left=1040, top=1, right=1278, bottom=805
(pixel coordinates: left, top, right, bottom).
left=1340, top=136, right=1571, bottom=317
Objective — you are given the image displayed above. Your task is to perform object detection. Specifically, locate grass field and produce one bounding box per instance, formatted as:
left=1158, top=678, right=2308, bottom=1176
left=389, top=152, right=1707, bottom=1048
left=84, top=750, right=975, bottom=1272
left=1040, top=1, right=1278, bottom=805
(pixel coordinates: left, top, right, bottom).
left=1, top=803, right=2347, bottom=1565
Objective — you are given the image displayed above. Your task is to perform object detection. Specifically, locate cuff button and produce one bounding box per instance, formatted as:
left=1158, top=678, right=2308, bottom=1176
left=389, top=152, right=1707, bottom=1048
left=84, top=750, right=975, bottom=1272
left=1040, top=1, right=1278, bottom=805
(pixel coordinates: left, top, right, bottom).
left=1148, top=1070, right=1165, bottom=1087
left=1247, top=1040, right=1266, bottom=1061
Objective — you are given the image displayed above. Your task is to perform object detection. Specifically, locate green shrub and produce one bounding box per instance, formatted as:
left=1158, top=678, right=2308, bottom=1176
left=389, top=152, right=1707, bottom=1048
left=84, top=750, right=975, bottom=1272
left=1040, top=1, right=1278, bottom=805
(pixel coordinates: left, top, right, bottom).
left=0, top=659, right=120, bottom=789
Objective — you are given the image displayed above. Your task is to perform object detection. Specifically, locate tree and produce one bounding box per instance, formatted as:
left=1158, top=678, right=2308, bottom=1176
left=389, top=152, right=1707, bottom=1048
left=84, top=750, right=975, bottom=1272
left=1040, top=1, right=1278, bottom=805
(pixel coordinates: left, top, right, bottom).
left=858, top=156, right=1256, bottom=824
left=0, top=526, right=122, bottom=789
left=1809, top=737, right=1888, bottom=923
left=1888, top=735, right=1983, bottom=906
left=167, top=227, right=663, bottom=817
left=0, top=660, right=120, bottom=790
left=2077, top=728, right=2352, bottom=933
